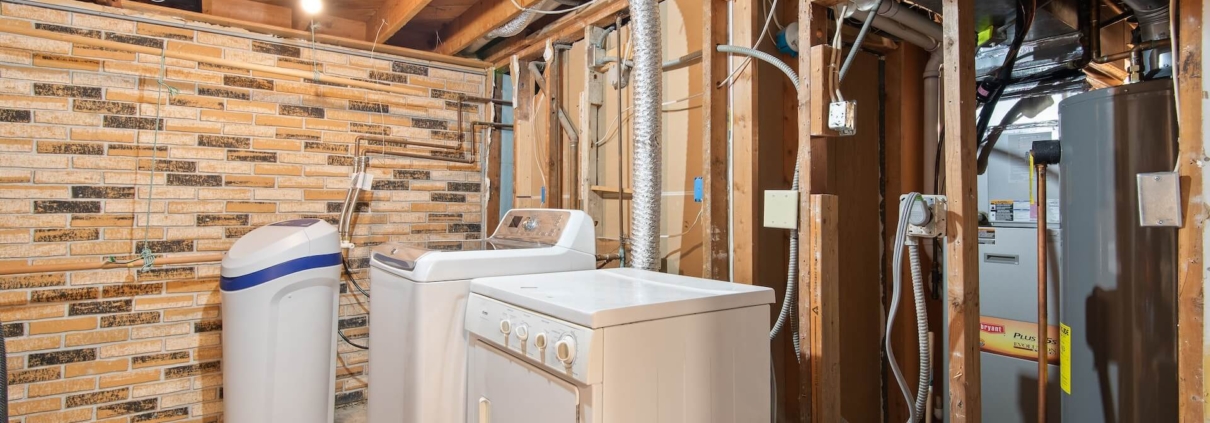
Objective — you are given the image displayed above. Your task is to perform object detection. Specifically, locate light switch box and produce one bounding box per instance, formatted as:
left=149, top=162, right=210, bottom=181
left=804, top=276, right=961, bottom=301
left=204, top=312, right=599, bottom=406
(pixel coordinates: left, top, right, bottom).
left=1137, top=171, right=1182, bottom=227
left=764, top=190, right=799, bottom=229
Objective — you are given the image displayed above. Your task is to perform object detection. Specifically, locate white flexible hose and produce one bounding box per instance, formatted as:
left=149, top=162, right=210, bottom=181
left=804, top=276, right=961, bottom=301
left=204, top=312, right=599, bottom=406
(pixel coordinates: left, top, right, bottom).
left=887, top=197, right=915, bottom=423
left=888, top=193, right=927, bottom=423
left=715, top=44, right=804, bottom=359
left=908, top=243, right=930, bottom=419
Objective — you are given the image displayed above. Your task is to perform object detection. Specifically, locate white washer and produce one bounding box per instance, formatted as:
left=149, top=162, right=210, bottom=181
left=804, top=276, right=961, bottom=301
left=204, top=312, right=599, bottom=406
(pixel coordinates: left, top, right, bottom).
left=465, top=268, right=775, bottom=423
left=368, top=209, right=594, bottom=423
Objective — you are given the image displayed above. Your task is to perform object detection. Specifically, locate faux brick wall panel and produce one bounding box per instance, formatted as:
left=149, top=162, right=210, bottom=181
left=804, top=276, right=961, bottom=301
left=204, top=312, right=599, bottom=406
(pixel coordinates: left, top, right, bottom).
left=0, top=2, right=487, bottom=422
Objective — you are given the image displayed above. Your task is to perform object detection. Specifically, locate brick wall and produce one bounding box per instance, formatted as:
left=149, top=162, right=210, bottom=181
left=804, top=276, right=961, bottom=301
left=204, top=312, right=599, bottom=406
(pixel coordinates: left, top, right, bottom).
left=0, top=2, right=488, bottom=421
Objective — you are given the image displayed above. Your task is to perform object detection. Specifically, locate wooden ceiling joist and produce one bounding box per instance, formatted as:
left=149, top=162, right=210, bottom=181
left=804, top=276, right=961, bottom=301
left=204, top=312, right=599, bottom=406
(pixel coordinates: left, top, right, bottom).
left=114, top=0, right=488, bottom=68
left=432, top=0, right=542, bottom=56
left=367, top=0, right=435, bottom=41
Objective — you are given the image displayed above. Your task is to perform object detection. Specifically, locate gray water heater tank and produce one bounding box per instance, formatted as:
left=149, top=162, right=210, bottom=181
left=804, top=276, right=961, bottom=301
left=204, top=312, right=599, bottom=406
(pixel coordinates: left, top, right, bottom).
left=1059, top=79, right=1178, bottom=422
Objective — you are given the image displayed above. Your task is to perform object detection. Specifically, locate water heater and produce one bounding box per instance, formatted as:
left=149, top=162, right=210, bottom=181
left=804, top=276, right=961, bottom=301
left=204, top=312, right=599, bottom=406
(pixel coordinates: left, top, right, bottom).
left=1059, top=79, right=1178, bottom=422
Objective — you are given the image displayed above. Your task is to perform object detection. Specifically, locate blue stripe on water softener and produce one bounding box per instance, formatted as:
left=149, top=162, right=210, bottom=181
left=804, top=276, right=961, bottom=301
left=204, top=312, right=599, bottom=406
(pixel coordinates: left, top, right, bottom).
left=220, top=253, right=342, bottom=291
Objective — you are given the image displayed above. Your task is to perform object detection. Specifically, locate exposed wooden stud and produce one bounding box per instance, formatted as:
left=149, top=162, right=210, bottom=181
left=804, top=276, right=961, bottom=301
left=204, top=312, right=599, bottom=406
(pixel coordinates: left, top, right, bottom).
left=796, top=2, right=833, bottom=421
left=546, top=57, right=564, bottom=208
left=486, top=72, right=505, bottom=233
left=366, top=0, right=435, bottom=42
left=1176, top=0, right=1205, bottom=419
left=726, top=0, right=755, bottom=286
left=941, top=0, right=981, bottom=421
left=434, top=0, right=544, bottom=56
left=112, top=0, right=487, bottom=68
left=809, top=45, right=840, bottom=137
left=703, top=0, right=731, bottom=282
left=580, top=26, right=606, bottom=227
left=804, top=194, right=841, bottom=422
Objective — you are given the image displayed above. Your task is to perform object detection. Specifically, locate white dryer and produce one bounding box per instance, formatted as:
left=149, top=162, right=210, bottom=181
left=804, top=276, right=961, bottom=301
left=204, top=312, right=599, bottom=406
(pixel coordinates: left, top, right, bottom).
left=465, top=268, right=775, bottom=423
left=367, top=209, right=594, bottom=423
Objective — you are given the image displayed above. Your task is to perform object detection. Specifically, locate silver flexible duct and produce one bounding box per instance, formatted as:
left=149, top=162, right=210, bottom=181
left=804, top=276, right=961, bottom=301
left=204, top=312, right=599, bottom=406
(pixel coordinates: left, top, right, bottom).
left=627, top=0, right=663, bottom=271
left=488, top=0, right=560, bottom=38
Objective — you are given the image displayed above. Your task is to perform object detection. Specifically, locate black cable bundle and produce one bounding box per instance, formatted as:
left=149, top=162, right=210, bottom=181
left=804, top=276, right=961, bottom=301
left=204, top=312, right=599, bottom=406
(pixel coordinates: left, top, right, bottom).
left=338, top=260, right=369, bottom=350
left=975, top=0, right=1038, bottom=146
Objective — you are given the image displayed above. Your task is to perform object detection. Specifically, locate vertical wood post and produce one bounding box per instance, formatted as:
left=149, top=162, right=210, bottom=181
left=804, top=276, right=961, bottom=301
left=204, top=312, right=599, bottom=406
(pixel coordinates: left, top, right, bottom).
left=1176, top=0, right=1205, bottom=420
left=941, top=0, right=981, bottom=421
left=702, top=0, right=731, bottom=281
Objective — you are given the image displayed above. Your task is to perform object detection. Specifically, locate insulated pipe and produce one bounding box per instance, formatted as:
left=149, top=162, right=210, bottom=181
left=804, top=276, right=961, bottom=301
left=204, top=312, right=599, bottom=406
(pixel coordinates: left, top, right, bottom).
left=628, top=0, right=662, bottom=271
left=465, top=0, right=562, bottom=53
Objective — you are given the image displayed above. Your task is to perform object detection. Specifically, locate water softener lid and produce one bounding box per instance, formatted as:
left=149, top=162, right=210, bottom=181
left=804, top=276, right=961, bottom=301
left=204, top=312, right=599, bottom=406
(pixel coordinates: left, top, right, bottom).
left=220, top=219, right=340, bottom=291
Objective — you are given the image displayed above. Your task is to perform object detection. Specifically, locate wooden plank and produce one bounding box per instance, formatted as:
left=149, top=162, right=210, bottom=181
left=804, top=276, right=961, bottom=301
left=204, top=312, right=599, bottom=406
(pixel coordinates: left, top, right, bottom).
left=802, top=194, right=841, bottom=422
left=486, top=71, right=504, bottom=233
left=485, top=0, right=628, bottom=67
left=726, top=0, right=755, bottom=287
left=545, top=59, right=563, bottom=208
left=1176, top=0, right=1205, bottom=420
left=116, top=0, right=488, bottom=68
left=704, top=0, right=731, bottom=282
left=796, top=3, right=830, bottom=421
left=434, top=0, right=543, bottom=56
left=941, top=0, right=980, bottom=421
left=810, top=45, right=839, bottom=137
left=203, top=0, right=292, bottom=29
left=366, top=0, right=435, bottom=42
left=579, top=26, right=606, bottom=230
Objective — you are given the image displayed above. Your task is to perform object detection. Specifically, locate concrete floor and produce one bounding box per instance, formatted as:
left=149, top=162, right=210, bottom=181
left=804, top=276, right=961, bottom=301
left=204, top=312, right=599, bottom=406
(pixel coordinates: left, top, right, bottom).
left=335, top=402, right=368, bottom=423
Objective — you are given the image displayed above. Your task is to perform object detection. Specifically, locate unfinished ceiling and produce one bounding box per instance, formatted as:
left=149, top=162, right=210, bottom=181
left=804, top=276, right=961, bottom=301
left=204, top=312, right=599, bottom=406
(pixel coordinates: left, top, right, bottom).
left=133, top=0, right=579, bottom=56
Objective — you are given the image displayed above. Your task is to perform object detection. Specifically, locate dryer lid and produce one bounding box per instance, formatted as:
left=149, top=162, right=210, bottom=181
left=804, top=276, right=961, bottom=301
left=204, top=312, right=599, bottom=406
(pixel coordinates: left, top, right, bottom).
left=470, top=268, right=775, bottom=328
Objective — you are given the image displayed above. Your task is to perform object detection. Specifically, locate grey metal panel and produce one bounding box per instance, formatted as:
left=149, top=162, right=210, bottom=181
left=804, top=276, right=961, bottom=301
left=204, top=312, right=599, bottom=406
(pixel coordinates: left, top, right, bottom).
left=979, top=227, right=1060, bottom=323
left=1059, top=79, right=1178, bottom=423
left=982, top=353, right=1062, bottom=423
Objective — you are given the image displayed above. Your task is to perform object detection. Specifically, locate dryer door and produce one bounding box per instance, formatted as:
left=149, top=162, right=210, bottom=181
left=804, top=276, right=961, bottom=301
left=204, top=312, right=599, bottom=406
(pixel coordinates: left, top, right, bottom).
left=467, top=338, right=581, bottom=423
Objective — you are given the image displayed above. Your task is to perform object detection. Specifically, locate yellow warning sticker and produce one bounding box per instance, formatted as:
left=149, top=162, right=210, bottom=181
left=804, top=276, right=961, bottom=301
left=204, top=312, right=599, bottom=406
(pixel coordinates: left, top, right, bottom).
left=1060, top=323, right=1072, bottom=394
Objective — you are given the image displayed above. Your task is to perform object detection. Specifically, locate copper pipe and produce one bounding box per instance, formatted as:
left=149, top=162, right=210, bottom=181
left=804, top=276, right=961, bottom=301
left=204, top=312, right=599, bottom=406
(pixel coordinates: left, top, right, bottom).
left=355, top=135, right=462, bottom=152
left=1036, top=163, right=1049, bottom=422
left=0, top=253, right=225, bottom=276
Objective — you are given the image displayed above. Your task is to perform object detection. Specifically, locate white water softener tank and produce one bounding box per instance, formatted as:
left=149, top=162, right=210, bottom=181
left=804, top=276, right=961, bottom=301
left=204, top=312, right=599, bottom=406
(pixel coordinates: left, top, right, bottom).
left=221, top=218, right=342, bottom=423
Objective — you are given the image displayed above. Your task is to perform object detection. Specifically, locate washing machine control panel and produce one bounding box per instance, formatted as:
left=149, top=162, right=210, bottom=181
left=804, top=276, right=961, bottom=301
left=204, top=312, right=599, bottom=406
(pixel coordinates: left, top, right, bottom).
left=466, top=294, right=595, bottom=384
left=491, top=209, right=572, bottom=245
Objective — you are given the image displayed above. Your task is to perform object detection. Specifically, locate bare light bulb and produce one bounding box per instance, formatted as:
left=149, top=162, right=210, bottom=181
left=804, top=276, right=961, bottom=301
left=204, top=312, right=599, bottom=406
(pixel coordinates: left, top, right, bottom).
left=301, top=0, right=322, bottom=15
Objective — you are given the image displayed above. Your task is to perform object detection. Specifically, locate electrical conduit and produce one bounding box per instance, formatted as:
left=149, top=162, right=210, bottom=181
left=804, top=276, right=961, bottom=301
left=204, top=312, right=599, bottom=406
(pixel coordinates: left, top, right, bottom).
left=888, top=193, right=930, bottom=423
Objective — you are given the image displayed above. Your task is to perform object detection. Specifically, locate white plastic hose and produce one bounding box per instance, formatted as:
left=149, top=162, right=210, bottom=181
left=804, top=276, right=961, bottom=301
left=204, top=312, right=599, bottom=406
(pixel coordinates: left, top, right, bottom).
left=888, top=193, right=930, bottom=423
left=908, top=243, right=930, bottom=419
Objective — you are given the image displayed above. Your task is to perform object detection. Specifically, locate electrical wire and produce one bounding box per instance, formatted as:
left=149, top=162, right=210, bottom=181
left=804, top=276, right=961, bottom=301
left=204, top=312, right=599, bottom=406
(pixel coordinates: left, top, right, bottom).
left=510, top=0, right=595, bottom=15
left=660, top=207, right=703, bottom=239
left=717, top=0, right=783, bottom=88
left=343, top=260, right=370, bottom=299
left=338, top=328, right=369, bottom=350
left=887, top=193, right=923, bottom=423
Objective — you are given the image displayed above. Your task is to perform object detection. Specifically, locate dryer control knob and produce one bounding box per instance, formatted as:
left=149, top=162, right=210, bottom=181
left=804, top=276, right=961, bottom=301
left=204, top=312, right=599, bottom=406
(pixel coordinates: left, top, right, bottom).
left=499, top=319, right=511, bottom=335
left=534, top=332, right=548, bottom=349
left=555, top=337, right=576, bottom=364
left=515, top=325, right=529, bottom=341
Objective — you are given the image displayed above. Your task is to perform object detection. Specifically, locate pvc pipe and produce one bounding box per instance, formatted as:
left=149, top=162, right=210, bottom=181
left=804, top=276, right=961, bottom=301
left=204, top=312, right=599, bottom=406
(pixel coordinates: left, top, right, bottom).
left=0, top=253, right=225, bottom=276
left=856, top=11, right=940, bottom=52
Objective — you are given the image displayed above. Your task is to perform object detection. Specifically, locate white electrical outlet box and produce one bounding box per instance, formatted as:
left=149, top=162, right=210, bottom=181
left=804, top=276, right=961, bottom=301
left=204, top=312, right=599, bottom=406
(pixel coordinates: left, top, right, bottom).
left=828, top=100, right=857, bottom=136
left=901, top=194, right=947, bottom=238
left=1137, top=171, right=1182, bottom=227
left=764, top=190, right=799, bottom=229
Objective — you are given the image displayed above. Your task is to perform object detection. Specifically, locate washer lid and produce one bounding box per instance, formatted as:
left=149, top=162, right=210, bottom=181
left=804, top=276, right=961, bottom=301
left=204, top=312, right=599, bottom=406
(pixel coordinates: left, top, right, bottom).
left=470, top=268, right=775, bottom=328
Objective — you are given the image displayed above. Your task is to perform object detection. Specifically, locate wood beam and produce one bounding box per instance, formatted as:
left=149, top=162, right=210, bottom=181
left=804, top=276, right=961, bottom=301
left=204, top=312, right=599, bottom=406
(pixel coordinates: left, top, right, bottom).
left=804, top=194, right=841, bottom=422
left=796, top=2, right=833, bottom=421
left=1176, top=0, right=1205, bottom=420
left=367, top=0, right=434, bottom=42
left=486, top=72, right=504, bottom=233
left=486, top=0, right=628, bottom=67
left=702, top=0, right=730, bottom=282
left=942, top=0, right=980, bottom=421
left=116, top=0, right=488, bottom=68
left=434, top=0, right=543, bottom=56
left=202, top=0, right=291, bottom=29
left=726, top=0, right=755, bottom=286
